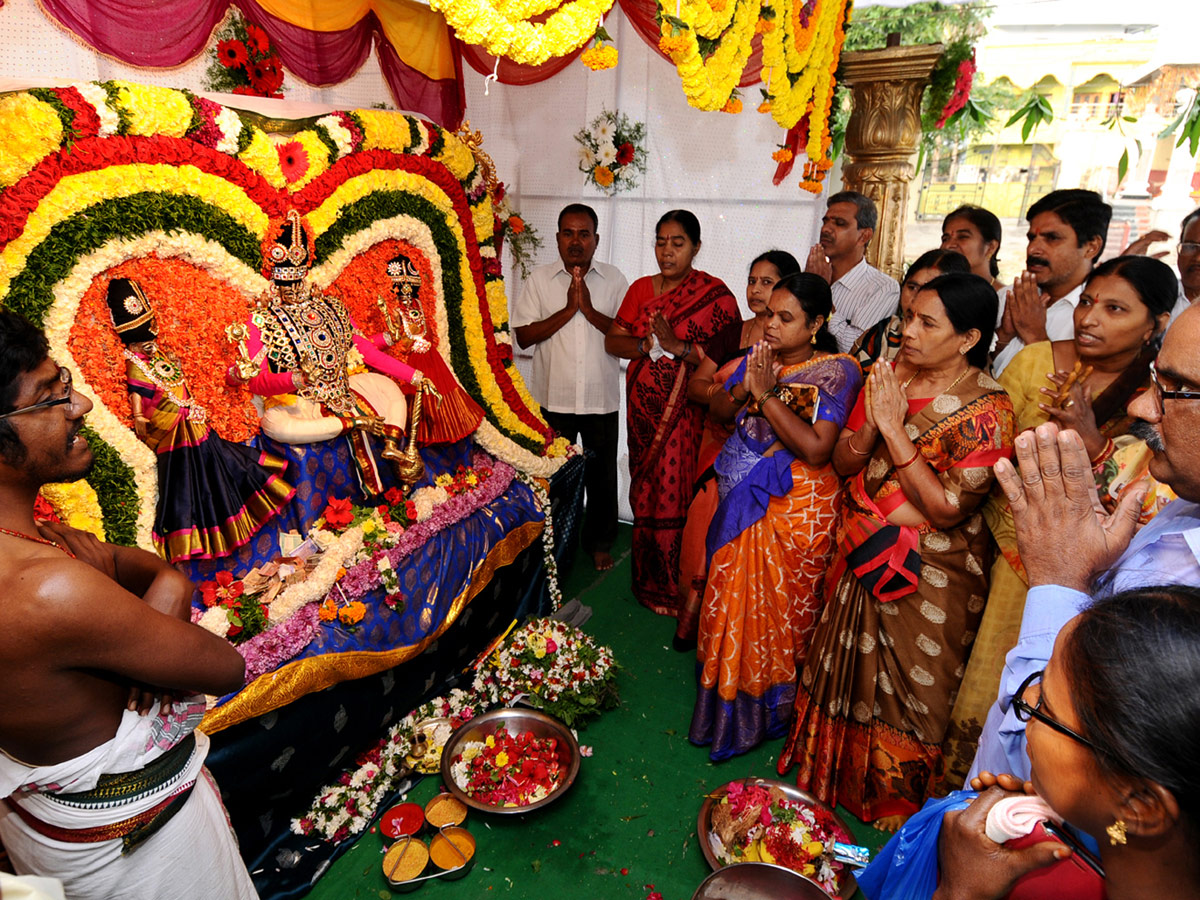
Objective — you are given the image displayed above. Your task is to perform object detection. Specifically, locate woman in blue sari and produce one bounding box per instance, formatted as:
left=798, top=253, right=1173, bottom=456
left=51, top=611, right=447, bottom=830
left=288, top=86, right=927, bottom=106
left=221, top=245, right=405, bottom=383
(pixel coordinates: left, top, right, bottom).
left=689, top=272, right=862, bottom=760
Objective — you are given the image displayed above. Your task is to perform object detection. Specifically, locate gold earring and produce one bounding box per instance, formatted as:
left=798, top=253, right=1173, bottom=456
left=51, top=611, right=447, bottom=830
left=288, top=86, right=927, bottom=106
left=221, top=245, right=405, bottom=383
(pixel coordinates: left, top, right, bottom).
left=811, top=331, right=818, bottom=345
left=1107, top=819, right=1127, bottom=846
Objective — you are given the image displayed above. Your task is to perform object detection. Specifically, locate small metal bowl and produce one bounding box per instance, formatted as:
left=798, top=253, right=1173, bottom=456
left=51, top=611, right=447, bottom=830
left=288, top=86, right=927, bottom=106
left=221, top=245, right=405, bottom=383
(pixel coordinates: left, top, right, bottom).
left=692, top=861, right=830, bottom=900
left=697, top=777, right=857, bottom=899
left=439, top=708, right=580, bottom=814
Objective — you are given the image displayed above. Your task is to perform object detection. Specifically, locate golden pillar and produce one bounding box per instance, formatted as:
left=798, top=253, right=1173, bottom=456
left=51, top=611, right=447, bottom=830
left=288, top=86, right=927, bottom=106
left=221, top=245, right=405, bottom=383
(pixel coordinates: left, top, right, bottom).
left=839, top=44, right=943, bottom=281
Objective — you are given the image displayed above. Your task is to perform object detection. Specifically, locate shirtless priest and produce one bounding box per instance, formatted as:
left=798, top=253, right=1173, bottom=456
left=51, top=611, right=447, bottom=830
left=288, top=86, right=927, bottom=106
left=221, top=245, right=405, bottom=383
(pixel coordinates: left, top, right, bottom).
left=0, top=312, right=257, bottom=898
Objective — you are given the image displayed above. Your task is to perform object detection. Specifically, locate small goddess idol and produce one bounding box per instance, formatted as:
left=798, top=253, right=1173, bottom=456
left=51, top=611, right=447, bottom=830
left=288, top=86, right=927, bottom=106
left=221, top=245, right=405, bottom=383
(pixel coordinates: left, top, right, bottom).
left=106, top=277, right=295, bottom=562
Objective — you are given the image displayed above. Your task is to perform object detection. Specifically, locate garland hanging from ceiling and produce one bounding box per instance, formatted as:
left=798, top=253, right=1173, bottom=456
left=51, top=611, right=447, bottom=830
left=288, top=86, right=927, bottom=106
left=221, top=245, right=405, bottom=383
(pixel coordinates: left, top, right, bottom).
left=659, top=0, right=852, bottom=188
left=430, top=0, right=616, bottom=66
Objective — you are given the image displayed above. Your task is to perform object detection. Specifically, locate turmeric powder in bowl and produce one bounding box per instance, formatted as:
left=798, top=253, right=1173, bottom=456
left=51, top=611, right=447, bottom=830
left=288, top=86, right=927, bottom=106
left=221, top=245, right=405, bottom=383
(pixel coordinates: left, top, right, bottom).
left=424, top=793, right=467, bottom=828
left=383, top=837, right=429, bottom=885
left=430, top=827, right=475, bottom=872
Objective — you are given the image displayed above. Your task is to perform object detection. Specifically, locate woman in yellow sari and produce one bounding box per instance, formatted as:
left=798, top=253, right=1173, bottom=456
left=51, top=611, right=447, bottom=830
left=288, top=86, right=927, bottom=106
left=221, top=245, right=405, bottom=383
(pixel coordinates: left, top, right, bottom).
left=943, top=255, right=1178, bottom=786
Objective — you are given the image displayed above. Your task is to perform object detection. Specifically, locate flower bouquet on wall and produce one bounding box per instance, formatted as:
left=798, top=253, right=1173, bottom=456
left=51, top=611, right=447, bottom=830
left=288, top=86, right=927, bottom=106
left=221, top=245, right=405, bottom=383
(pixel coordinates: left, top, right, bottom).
left=204, top=11, right=286, bottom=98
left=575, top=108, right=647, bottom=196
left=473, top=617, right=619, bottom=727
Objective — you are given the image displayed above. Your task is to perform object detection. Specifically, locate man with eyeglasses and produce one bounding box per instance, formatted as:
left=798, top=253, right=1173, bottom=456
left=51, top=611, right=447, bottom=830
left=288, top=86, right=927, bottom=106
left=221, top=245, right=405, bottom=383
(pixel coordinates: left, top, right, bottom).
left=968, top=301, right=1200, bottom=782
left=0, top=312, right=258, bottom=897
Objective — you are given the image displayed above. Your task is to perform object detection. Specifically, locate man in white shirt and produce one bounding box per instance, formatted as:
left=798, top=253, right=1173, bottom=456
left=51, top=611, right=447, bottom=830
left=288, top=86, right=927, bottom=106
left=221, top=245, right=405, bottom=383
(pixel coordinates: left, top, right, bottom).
left=804, top=190, right=899, bottom=353
left=512, top=204, right=628, bottom=570
left=992, top=189, right=1111, bottom=376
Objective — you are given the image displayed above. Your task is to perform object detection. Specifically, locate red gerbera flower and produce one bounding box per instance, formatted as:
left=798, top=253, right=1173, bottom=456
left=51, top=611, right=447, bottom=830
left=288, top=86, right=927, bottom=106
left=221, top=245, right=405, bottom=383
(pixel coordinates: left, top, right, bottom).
left=256, top=56, right=285, bottom=94
left=276, top=140, right=309, bottom=183
left=244, top=22, right=271, bottom=55
left=217, top=39, right=248, bottom=69
left=231, top=85, right=257, bottom=96
left=616, top=142, right=635, bottom=166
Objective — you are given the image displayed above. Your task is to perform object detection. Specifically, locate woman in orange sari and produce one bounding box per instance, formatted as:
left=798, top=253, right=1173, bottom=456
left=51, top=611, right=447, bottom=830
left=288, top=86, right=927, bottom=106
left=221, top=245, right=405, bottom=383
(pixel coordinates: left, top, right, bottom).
left=606, top=211, right=739, bottom=615
left=778, top=273, right=1015, bottom=829
left=674, top=249, right=800, bottom=649
left=689, top=273, right=861, bottom=759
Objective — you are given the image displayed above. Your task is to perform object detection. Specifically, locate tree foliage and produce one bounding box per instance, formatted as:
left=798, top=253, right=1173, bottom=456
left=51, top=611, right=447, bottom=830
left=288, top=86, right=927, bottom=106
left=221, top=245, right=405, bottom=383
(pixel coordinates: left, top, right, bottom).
left=831, top=2, right=993, bottom=165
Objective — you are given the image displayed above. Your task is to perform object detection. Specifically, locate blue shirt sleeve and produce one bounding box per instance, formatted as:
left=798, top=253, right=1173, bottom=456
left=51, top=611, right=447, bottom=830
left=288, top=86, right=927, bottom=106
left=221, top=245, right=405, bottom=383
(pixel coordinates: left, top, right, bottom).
left=967, top=584, right=1091, bottom=782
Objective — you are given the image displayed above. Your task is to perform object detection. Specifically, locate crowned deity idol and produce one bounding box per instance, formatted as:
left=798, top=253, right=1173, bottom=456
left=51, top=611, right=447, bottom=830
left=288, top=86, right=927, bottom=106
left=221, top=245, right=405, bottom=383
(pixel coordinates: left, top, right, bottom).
left=225, top=210, right=433, bottom=495
left=107, top=277, right=296, bottom=562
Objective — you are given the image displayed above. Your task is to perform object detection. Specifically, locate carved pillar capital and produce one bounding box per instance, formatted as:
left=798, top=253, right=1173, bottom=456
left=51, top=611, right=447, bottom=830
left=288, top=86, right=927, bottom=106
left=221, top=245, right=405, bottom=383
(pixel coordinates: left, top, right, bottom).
left=839, top=45, right=943, bottom=281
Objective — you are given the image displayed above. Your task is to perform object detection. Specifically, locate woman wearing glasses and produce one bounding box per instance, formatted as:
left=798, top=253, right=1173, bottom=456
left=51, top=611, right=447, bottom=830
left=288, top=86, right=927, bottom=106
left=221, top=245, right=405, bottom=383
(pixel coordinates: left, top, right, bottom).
left=944, top=256, right=1178, bottom=787
left=860, top=584, right=1200, bottom=900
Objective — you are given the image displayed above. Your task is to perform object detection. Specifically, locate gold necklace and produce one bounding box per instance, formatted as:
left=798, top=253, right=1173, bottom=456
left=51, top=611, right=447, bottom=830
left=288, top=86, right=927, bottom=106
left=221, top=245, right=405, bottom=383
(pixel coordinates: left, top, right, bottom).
left=904, top=365, right=972, bottom=395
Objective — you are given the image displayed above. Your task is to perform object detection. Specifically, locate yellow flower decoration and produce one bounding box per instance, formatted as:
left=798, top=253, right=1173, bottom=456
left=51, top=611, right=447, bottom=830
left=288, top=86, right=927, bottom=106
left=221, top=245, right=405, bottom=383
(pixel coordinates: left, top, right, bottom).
left=0, top=94, right=62, bottom=187
left=115, top=82, right=192, bottom=138
left=356, top=109, right=414, bottom=153
left=40, top=481, right=106, bottom=538
left=664, top=0, right=759, bottom=111
left=238, top=128, right=286, bottom=189
left=286, top=130, right=332, bottom=191
left=431, top=0, right=616, bottom=66
left=593, top=165, right=615, bottom=187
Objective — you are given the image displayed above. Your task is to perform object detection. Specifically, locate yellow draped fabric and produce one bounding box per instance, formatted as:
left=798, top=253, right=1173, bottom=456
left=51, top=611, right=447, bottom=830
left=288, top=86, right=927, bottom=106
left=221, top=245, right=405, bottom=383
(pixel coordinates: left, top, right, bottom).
left=254, top=0, right=457, bottom=80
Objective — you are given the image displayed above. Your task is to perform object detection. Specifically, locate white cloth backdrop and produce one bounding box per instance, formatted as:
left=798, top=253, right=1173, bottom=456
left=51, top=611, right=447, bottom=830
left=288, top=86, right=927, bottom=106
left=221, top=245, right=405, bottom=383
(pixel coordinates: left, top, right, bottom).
left=0, top=0, right=825, bottom=522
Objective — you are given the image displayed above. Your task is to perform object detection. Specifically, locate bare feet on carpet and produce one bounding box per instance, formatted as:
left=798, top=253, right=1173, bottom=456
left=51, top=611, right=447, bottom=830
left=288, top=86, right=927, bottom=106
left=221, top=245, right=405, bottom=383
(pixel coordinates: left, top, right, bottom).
left=872, top=814, right=910, bottom=833
left=592, top=550, right=615, bottom=571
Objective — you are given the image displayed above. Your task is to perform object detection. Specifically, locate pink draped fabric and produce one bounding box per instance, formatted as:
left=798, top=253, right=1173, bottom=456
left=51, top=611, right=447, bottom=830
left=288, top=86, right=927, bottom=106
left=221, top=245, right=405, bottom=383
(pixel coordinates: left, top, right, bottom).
left=36, top=0, right=464, bottom=128
left=459, top=39, right=585, bottom=85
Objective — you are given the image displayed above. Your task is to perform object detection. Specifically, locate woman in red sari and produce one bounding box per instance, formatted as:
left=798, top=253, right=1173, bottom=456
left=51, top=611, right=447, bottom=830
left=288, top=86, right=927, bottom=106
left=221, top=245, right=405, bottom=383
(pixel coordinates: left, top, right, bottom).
left=778, top=273, right=1015, bottom=830
left=606, top=210, right=739, bottom=615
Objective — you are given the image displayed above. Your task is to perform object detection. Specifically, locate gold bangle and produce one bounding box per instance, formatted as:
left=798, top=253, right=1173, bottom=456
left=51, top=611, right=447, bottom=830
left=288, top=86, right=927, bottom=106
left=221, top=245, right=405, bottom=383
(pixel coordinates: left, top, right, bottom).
left=896, top=447, right=923, bottom=470
left=756, top=389, right=775, bottom=408
left=847, top=434, right=872, bottom=457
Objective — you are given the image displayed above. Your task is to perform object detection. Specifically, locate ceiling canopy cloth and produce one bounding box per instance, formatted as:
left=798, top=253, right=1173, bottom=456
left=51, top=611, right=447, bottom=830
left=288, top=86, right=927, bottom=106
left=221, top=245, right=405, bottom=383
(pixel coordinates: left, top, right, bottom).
left=35, top=0, right=465, bottom=127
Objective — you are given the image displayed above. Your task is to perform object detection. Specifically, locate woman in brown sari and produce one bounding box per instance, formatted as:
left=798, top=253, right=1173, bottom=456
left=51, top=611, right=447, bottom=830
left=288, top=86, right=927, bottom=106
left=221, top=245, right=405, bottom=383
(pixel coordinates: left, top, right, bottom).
left=778, top=273, right=1015, bottom=830
left=943, top=255, right=1178, bottom=787
left=606, top=210, right=739, bottom=615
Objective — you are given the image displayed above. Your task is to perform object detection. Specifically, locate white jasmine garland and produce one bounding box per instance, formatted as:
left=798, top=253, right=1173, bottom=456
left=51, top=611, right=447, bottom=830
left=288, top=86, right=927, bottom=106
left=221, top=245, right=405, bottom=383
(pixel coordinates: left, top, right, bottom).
left=315, top=114, right=353, bottom=158
left=71, top=82, right=120, bottom=137
left=198, top=605, right=231, bottom=638
left=213, top=106, right=244, bottom=155
left=265, top=526, right=364, bottom=626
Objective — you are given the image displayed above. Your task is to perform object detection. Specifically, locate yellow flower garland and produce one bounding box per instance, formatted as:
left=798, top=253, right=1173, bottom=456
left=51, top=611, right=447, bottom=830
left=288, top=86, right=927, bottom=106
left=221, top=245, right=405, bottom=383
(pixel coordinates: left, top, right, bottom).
left=663, top=0, right=760, bottom=111
left=238, top=128, right=287, bottom=189
left=677, top=0, right=736, bottom=40
left=430, top=0, right=615, bottom=66
left=356, top=109, right=415, bottom=153
left=0, top=94, right=62, bottom=187
left=40, top=482, right=106, bottom=538
left=114, top=82, right=192, bottom=138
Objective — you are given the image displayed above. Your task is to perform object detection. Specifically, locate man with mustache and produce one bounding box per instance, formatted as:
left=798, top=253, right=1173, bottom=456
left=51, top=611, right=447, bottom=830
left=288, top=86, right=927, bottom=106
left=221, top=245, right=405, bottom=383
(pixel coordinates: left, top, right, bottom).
left=969, top=301, right=1200, bottom=781
left=0, top=313, right=258, bottom=898
left=992, top=189, right=1112, bottom=376
left=804, top=190, right=899, bottom=353
left=512, top=204, right=628, bottom=571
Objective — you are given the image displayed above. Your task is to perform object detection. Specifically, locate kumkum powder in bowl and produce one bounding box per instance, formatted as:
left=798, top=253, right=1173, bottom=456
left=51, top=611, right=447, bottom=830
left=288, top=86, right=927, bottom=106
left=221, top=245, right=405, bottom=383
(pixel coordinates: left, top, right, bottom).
left=380, top=802, right=425, bottom=839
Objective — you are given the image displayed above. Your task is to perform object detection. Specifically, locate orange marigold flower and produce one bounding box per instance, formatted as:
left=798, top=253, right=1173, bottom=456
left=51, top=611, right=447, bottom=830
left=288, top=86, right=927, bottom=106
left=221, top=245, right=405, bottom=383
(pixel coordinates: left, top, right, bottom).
left=816, top=157, right=833, bottom=171
left=754, top=19, right=775, bottom=33
left=709, top=0, right=728, bottom=10
left=721, top=97, right=743, bottom=114
left=757, top=101, right=772, bottom=114
left=581, top=44, right=618, bottom=71
left=318, top=598, right=338, bottom=622
left=800, top=179, right=823, bottom=194
left=338, top=601, right=366, bottom=626
left=508, top=215, right=526, bottom=234
left=771, top=148, right=794, bottom=163
left=593, top=165, right=615, bottom=187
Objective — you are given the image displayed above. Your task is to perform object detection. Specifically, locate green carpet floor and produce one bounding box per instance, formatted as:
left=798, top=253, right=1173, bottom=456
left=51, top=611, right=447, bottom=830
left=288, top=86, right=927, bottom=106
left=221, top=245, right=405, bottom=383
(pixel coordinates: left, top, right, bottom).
left=307, top=524, right=889, bottom=900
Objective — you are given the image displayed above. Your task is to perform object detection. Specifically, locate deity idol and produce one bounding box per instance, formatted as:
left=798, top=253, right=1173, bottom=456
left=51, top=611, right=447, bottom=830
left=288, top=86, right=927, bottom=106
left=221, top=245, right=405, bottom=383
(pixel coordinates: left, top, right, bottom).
left=376, top=249, right=484, bottom=445
left=106, top=277, right=296, bottom=563
left=225, top=210, right=434, bottom=495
